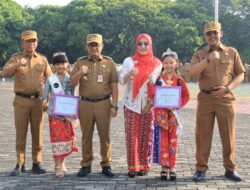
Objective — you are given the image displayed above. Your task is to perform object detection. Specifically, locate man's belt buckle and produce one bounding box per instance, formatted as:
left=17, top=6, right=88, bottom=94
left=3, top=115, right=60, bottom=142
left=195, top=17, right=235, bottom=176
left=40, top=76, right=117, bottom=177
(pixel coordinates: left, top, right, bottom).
left=30, top=95, right=36, bottom=99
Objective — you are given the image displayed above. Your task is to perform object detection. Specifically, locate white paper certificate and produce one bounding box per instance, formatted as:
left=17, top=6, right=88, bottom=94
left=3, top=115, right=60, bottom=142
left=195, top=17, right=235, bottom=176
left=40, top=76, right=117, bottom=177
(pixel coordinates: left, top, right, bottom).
left=154, top=86, right=181, bottom=108
left=52, top=94, right=80, bottom=116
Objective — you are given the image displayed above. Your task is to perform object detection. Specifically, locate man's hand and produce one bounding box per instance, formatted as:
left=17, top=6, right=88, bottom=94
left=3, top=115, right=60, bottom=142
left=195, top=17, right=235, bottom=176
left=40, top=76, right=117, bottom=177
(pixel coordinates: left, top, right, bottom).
left=210, top=86, right=228, bottom=98
left=80, top=66, right=89, bottom=75
left=208, top=51, right=220, bottom=62
left=110, top=107, right=118, bottom=117
left=16, top=58, right=27, bottom=67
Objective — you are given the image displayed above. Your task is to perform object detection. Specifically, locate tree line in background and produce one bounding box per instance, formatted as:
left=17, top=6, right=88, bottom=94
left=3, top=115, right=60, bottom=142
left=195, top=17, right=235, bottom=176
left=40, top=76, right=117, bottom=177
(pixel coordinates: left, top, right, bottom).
left=0, top=0, right=249, bottom=67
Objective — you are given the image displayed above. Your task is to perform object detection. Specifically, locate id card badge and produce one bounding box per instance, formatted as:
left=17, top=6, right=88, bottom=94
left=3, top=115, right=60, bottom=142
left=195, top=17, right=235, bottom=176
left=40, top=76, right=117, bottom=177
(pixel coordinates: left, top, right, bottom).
left=97, top=74, right=103, bottom=83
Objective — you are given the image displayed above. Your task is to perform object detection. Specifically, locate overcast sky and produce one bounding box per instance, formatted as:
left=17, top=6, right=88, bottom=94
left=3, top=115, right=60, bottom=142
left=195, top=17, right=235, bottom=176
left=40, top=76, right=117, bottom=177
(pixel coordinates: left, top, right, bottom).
left=14, top=0, right=72, bottom=7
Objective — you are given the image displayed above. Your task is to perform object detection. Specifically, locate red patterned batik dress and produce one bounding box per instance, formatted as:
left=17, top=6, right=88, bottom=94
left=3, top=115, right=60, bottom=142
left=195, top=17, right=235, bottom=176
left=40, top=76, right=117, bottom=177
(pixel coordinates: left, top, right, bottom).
left=124, top=107, right=153, bottom=172
left=152, top=109, right=178, bottom=168
left=49, top=115, right=78, bottom=159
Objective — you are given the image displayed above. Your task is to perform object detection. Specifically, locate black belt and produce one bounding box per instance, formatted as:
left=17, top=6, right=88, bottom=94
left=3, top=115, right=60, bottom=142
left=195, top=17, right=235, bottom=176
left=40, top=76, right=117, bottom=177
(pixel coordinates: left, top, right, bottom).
left=201, top=89, right=219, bottom=94
left=202, top=89, right=211, bottom=94
left=80, top=95, right=110, bottom=102
left=15, top=92, right=39, bottom=99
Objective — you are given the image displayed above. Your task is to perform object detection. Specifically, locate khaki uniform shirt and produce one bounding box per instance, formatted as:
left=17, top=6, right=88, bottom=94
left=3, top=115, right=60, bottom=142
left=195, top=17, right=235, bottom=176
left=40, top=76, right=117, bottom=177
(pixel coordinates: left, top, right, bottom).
left=190, top=44, right=246, bottom=98
left=2, top=52, right=52, bottom=95
left=71, top=55, right=118, bottom=98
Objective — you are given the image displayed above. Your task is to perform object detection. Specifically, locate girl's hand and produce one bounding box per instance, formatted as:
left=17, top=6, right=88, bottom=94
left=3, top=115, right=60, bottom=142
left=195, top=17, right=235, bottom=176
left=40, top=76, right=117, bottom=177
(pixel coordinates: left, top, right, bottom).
left=142, top=102, right=152, bottom=114
left=42, top=101, right=49, bottom=112
left=71, top=114, right=78, bottom=119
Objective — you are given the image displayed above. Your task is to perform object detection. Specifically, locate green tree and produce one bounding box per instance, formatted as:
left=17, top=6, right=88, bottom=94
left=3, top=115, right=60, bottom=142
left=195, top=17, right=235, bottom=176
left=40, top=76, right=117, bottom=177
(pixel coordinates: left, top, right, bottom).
left=0, top=0, right=32, bottom=68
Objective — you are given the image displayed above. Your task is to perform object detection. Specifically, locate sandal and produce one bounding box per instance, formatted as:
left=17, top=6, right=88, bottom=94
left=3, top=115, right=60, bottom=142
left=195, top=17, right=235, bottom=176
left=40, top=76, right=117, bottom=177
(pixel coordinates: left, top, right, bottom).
left=160, top=170, right=168, bottom=180
left=128, top=172, right=136, bottom=178
left=61, top=164, right=68, bottom=174
left=170, top=171, right=176, bottom=181
left=55, top=166, right=64, bottom=178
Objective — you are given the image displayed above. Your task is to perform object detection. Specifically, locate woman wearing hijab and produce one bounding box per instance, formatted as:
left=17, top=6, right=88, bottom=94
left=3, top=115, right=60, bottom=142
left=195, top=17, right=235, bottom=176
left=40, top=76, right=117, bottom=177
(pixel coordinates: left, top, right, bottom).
left=119, top=34, right=162, bottom=178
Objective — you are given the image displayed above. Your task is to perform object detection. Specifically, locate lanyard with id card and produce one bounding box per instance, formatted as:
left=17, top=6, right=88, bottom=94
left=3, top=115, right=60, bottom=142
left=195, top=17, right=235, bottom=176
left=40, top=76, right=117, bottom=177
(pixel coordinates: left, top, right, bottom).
left=97, top=63, right=104, bottom=83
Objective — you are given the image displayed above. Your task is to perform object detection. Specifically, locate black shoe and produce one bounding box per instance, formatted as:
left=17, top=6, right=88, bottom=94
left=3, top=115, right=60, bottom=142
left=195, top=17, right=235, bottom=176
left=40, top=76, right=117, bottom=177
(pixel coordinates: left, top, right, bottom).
left=32, top=163, right=46, bottom=174
left=160, top=171, right=167, bottom=180
left=137, top=170, right=148, bottom=176
left=192, top=171, right=206, bottom=182
left=225, top=170, right=242, bottom=182
left=102, top=166, right=114, bottom=177
left=77, top=167, right=91, bottom=177
left=21, top=165, right=26, bottom=173
left=10, top=164, right=25, bottom=176
left=170, top=171, right=177, bottom=181
left=128, top=172, right=136, bottom=178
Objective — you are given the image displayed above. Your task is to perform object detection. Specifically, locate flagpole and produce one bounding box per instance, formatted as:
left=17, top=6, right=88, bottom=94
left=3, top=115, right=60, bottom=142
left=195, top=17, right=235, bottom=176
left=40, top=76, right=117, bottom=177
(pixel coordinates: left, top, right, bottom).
left=215, top=0, right=219, bottom=22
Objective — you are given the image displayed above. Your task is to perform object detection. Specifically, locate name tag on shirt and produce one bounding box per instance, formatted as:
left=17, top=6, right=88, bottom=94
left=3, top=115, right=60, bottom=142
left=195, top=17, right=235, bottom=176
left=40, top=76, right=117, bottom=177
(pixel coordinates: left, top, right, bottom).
left=97, top=74, right=103, bottom=83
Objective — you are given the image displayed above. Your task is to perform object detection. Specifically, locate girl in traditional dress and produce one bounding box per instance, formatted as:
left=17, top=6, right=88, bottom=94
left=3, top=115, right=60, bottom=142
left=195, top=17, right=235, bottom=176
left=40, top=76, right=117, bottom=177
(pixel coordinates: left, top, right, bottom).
left=119, top=34, right=162, bottom=178
left=42, top=52, right=78, bottom=177
left=150, top=49, right=190, bottom=180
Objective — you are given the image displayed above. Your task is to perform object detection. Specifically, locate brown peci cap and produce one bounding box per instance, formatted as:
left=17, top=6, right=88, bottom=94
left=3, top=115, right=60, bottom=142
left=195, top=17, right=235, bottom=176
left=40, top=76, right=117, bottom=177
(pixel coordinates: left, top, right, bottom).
left=204, top=22, right=221, bottom=33
left=86, top=34, right=102, bottom=44
left=21, top=30, right=38, bottom=41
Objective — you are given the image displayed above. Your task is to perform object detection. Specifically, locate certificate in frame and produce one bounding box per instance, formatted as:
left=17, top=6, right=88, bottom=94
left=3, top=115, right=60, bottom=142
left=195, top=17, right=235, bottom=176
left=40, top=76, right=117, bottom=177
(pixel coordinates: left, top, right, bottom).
left=52, top=94, right=80, bottom=117
left=154, top=86, right=181, bottom=108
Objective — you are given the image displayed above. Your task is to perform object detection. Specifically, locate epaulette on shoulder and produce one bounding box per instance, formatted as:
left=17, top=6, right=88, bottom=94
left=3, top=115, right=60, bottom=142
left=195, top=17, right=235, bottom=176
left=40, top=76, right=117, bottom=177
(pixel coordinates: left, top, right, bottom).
left=77, top=56, right=88, bottom=60
left=11, top=52, right=22, bottom=57
left=200, top=46, right=209, bottom=53
left=36, top=52, right=47, bottom=58
left=103, top=55, right=113, bottom=60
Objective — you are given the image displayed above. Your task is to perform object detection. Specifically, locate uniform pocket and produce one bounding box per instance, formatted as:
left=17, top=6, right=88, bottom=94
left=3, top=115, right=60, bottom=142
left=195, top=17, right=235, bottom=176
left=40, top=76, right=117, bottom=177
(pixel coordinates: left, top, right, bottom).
left=103, top=70, right=111, bottom=81
left=16, top=65, right=28, bottom=74
left=220, top=60, right=233, bottom=73
left=35, top=63, right=45, bottom=72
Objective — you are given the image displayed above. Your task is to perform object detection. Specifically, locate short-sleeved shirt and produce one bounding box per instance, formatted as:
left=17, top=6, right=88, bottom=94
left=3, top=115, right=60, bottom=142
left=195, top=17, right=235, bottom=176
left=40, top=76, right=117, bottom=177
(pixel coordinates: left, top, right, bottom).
left=71, top=55, right=118, bottom=98
left=190, top=44, right=245, bottom=98
left=2, top=51, right=52, bottom=95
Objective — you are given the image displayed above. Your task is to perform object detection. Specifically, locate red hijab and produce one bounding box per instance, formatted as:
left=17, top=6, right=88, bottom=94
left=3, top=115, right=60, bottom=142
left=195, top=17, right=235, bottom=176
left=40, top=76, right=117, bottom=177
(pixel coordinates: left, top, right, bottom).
left=132, top=34, right=161, bottom=99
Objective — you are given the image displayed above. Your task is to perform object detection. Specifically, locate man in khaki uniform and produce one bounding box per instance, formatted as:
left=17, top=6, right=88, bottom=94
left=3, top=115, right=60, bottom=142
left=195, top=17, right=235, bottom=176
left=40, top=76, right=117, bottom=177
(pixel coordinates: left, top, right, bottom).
left=189, top=22, right=245, bottom=182
left=1, top=30, right=52, bottom=176
left=70, top=34, right=118, bottom=177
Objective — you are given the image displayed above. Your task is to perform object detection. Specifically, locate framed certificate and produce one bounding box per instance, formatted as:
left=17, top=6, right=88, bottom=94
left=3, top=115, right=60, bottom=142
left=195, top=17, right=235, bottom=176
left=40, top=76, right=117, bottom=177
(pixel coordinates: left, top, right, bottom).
left=52, top=94, right=80, bottom=116
left=154, top=86, right=181, bottom=108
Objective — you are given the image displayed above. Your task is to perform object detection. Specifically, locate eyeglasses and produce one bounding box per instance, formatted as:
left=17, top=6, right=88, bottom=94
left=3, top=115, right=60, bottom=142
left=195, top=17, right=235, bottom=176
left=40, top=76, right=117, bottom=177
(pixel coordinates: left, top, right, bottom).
left=137, top=41, right=149, bottom=47
left=88, top=42, right=100, bottom=48
left=206, top=31, right=220, bottom=36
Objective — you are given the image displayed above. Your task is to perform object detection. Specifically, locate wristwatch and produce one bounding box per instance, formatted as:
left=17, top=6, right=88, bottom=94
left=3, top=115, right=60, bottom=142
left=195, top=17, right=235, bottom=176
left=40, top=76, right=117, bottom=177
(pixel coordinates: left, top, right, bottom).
left=111, top=105, right=119, bottom=110
left=224, top=86, right=230, bottom=93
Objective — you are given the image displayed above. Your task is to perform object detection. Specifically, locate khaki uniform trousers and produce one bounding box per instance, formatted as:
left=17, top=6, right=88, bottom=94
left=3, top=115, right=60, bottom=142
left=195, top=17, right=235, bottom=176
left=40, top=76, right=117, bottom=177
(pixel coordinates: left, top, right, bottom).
left=13, top=96, right=44, bottom=166
left=79, top=98, right=112, bottom=167
left=195, top=95, right=236, bottom=172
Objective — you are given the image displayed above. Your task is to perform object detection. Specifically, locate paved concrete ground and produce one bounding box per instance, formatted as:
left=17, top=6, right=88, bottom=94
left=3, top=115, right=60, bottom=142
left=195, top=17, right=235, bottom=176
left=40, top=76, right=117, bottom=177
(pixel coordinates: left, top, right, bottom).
left=0, top=82, right=250, bottom=190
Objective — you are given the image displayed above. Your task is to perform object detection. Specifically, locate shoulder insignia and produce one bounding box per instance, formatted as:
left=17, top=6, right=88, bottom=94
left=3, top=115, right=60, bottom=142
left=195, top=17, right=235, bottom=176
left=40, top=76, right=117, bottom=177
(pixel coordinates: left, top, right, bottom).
left=36, top=52, right=47, bottom=58
left=103, top=55, right=113, bottom=60
left=11, top=52, right=22, bottom=57
left=77, top=56, right=88, bottom=60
